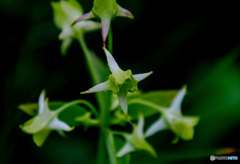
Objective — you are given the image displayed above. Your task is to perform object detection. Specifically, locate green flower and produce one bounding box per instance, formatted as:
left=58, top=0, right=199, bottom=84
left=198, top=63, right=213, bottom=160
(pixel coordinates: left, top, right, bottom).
left=20, top=90, right=73, bottom=147
left=145, top=86, right=200, bottom=142
left=115, top=114, right=157, bottom=157
left=51, top=0, right=100, bottom=56
left=72, top=0, right=134, bottom=45
left=81, top=47, right=152, bottom=117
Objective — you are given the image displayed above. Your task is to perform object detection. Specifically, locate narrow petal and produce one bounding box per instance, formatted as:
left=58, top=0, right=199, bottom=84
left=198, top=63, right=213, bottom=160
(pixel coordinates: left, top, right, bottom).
left=145, top=118, right=168, bottom=137
left=101, top=19, right=111, bottom=46
left=117, top=90, right=128, bottom=117
left=169, top=85, right=187, bottom=115
left=117, top=5, right=134, bottom=19
left=133, top=71, right=153, bottom=82
left=81, top=80, right=111, bottom=94
left=103, top=47, right=126, bottom=83
left=48, top=117, right=73, bottom=131
left=20, top=116, right=49, bottom=134
left=136, top=114, right=144, bottom=139
left=38, top=90, right=46, bottom=114
left=117, top=143, right=134, bottom=157
left=71, top=11, right=95, bottom=26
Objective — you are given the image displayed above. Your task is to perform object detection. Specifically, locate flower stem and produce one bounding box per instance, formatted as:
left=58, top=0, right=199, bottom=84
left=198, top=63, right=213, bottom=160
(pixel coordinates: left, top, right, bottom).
left=57, top=99, right=99, bottom=117
left=78, top=36, right=113, bottom=163
left=128, top=99, right=166, bottom=114
left=108, top=26, right=113, bottom=54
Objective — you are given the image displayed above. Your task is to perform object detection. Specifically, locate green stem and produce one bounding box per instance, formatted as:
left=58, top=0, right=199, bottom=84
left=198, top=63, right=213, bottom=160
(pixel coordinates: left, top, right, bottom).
left=108, top=26, right=113, bottom=54
left=128, top=99, right=166, bottom=114
left=57, top=99, right=99, bottom=117
left=78, top=36, right=112, bottom=163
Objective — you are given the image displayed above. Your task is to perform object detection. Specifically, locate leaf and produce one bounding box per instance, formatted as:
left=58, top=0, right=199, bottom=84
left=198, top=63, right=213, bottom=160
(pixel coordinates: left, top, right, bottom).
left=57, top=104, right=88, bottom=127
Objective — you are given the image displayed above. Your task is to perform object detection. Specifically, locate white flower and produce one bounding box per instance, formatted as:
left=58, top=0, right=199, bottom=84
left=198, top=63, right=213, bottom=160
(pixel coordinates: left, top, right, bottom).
left=51, top=0, right=101, bottom=55
left=81, top=47, right=152, bottom=117
left=145, top=86, right=200, bottom=141
left=20, top=90, right=73, bottom=147
left=115, top=114, right=157, bottom=157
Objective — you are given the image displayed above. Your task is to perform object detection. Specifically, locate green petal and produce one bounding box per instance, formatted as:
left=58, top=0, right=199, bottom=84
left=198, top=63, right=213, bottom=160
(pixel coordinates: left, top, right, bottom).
left=60, top=37, right=73, bottom=56
left=33, top=129, right=52, bottom=147
left=117, top=89, right=128, bottom=117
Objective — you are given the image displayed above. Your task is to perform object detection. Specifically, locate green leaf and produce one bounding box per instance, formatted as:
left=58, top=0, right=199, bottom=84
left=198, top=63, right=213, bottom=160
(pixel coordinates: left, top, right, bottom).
left=57, top=104, right=88, bottom=127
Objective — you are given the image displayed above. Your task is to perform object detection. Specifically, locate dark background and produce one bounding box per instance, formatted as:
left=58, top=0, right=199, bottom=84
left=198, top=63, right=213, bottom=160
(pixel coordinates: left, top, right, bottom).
left=1, top=0, right=240, bottom=163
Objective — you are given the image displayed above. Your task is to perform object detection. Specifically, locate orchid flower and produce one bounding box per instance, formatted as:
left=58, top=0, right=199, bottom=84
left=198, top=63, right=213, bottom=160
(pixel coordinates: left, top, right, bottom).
left=81, top=47, right=152, bottom=117
left=115, top=114, right=157, bottom=157
left=145, top=86, right=200, bottom=142
left=72, top=0, right=134, bottom=45
left=20, top=90, right=73, bottom=147
left=51, top=0, right=100, bottom=55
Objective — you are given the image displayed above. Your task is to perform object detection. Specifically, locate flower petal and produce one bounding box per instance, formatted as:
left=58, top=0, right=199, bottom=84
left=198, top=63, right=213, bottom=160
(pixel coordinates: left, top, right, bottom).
left=117, top=90, right=128, bottom=117
left=101, top=19, right=111, bottom=46
left=133, top=71, right=153, bottom=82
left=38, top=90, right=46, bottom=114
left=116, top=5, right=134, bottom=19
left=71, top=11, right=95, bottom=26
left=136, top=114, right=144, bottom=139
left=103, top=47, right=126, bottom=83
left=169, top=85, right=187, bottom=115
left=117, top=143, right=134, bottom=157
left=81, top=80, right=111, bottom=94
left=145, top=117, right=168, bottom=137
left=48, top=117, right=73, bottom=131
left=33, top=129, right=52, bottom=147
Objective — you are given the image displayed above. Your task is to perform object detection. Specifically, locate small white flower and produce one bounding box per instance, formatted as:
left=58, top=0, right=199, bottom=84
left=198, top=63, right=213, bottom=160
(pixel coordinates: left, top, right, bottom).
left=145, top=86, right=200, bottom=141
left=115, top=114, right=157, bottom=157
left=81, top=47, right=152, bottom=117
left=51, top=0, right=101, bottom=55
left=20, top=90, right=73, bottom=147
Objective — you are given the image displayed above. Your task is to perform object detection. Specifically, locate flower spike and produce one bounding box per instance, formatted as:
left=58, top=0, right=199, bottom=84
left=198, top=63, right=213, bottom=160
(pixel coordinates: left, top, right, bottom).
left=72, top=0, right=134, bottom=45
left=81, top=48, right=152, bottom=117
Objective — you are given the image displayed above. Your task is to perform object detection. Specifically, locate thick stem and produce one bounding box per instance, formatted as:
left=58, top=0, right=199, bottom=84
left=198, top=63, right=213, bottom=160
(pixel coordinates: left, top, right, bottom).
left=78, top=36, right=113, bottom=163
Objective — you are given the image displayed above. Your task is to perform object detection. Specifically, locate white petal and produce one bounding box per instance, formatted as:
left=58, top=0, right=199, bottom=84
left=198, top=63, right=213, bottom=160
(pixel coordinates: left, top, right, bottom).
left=48, top=118, right=72, bottom=131
left=117, top=91, right=128, bottom=117
left=133, top=71, right=153, bottom=82
left=38, top=90, right=46, bottom=114
left=103, top=47, right=126, bottom=83
left=117, top=143, right=134, bottom=157
left=81, top=80, right=111, bottom=94
left=145, top=118, right=168, bottom=137
left=136, top=114, right=144, bottom=139
left=169, top=86, right=187, bottom=115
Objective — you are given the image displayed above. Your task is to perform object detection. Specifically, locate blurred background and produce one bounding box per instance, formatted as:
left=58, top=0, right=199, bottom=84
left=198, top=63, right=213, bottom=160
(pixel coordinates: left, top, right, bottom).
left=1, top=0, right=240, bottom=163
